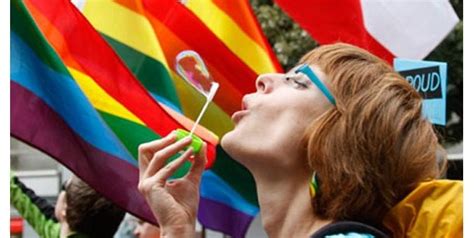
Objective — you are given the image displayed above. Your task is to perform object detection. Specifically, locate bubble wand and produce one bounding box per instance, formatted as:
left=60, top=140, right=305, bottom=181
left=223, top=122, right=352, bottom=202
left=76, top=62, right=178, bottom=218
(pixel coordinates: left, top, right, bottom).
left=175, top=50, right=219, bottom=152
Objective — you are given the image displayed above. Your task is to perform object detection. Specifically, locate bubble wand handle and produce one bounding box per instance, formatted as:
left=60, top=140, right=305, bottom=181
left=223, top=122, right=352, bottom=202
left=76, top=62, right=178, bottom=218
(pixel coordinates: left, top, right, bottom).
left=189, top=82, right=219, bottom=137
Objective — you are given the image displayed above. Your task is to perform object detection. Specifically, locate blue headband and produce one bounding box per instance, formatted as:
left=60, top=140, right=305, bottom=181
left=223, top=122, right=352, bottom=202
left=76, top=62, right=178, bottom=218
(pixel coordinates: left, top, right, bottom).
left=295, top=64, right=336, bottom=105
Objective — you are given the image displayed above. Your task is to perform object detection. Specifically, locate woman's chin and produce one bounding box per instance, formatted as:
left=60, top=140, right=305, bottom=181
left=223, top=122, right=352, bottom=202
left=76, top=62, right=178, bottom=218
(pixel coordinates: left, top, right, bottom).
left=220, top=131, right=245, bottom=160
left=220, top=131, right=233, bottom=152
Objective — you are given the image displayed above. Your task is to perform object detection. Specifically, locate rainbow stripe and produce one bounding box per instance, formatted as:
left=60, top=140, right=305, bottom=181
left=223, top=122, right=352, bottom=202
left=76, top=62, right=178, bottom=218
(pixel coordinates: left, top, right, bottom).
left=12, top=0, right=282, bottom=236
left=11, top=0, right=157, bottom=222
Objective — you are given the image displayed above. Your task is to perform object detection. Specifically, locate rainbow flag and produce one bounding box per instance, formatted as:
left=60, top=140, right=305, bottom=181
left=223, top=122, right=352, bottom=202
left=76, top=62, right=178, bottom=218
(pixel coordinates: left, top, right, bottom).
left=12, top=0, right=282, bottom=236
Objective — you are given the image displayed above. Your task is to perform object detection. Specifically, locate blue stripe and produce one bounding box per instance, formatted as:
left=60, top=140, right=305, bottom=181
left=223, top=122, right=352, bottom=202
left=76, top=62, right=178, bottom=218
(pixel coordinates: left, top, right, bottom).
left=200, top=171, right=259, bottom=217
left=150, top=92, right=183, bottom=114
left=11, top=32, right=136, bottom=166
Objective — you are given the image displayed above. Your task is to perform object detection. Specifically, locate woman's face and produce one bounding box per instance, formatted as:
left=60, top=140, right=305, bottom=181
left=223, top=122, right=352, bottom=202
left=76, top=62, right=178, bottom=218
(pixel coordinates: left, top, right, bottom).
left=221, top=64, right=333, bottom=170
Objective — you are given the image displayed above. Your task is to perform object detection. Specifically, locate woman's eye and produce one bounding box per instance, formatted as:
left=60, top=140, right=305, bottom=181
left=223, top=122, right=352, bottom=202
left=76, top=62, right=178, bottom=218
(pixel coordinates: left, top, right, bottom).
left=284, top=73, right=308, bottom=89
left=289, top=77, right=308, bottom=88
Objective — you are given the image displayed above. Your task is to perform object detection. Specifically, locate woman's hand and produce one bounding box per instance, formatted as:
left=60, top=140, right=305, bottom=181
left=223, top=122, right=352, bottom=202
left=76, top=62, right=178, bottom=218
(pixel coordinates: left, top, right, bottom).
left=138, top=132, right=207, bottom=237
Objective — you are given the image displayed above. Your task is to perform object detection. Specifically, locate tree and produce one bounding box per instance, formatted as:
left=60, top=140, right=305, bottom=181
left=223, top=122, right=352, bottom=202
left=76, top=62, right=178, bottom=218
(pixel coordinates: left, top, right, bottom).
left=250, top=0, right=463, bottom=146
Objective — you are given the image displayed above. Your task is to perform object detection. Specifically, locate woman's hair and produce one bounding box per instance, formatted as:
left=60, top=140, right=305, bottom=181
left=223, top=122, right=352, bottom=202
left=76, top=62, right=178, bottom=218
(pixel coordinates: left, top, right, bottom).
left=300, top=43, right=445, bottom=226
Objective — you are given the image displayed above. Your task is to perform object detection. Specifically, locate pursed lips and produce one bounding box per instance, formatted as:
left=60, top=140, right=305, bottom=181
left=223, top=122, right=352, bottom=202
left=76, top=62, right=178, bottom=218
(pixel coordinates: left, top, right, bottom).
left=231, top=99, right=250, bottom=124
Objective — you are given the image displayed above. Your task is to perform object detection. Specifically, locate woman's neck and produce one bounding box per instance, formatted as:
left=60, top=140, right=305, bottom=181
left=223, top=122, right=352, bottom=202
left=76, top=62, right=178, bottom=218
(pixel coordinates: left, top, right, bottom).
left=252, top=168, right=332, bottom=238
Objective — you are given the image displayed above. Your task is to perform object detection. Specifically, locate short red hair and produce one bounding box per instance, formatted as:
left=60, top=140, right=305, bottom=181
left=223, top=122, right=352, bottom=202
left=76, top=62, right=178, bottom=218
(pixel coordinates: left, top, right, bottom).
left=300, top=43, right=445, bottom=226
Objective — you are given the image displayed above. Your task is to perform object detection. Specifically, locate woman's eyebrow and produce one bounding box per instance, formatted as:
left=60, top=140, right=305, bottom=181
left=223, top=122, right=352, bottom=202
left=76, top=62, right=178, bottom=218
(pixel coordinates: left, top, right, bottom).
left=287, top=71, right=310, bottom=81
left=286, top=65, right=300, bottom=74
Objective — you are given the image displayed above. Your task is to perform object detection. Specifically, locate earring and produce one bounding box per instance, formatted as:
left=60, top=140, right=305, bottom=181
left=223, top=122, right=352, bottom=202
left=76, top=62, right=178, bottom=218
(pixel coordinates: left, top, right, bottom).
left=309, top=172, right=319, bottom=198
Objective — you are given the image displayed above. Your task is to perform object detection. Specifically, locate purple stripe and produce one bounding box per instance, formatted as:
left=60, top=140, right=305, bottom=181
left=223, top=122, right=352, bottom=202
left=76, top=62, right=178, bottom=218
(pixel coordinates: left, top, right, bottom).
left=11, top=81, right=156, bottom=223
left=198, top=197, right=255, bottom=238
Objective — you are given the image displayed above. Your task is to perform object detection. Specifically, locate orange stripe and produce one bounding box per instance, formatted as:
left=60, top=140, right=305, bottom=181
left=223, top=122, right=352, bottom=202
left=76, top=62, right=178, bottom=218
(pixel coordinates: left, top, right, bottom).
left=25, top=0, right=218, bottom=168
left=115, top=0, right=282, bottom=73
left=211, top=0, right=283, bottom=72
left=114, top=0, right=142, bottom=14
left=113, top=0, right=253, bottom=114
left=113, top=0, right=143, bottom=15
left=25, top=0, right=83, bottom=71
left=212, top=0, right=265, bottom=49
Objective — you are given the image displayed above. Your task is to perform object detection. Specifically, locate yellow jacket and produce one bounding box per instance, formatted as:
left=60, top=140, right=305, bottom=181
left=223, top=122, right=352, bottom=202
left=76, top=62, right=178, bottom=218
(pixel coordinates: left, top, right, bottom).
left=383, top=180, right=463, bottom=238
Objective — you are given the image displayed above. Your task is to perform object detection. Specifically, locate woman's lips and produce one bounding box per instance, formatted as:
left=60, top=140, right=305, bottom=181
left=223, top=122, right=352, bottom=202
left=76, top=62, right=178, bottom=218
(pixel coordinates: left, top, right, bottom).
left=231, top=110, right=249, bottom=124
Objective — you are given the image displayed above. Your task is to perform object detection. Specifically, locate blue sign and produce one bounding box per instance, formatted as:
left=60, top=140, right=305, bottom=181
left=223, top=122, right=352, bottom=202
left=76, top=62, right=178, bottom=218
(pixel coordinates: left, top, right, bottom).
left=394, top=58, right=447, bottom=126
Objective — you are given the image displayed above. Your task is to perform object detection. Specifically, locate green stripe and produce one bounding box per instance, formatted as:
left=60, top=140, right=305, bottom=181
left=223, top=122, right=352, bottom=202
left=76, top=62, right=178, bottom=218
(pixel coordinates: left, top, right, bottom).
left=11, top=0, right=69, bottom=75
left=100, top=33, right=182, bottom=109
left=99, top=110, right=191, bottom=178
left=99, top=111, right=257, bottom=204
left=98, top=111, right=159, bottom=160
left=212, top=146, right=258, bottom=206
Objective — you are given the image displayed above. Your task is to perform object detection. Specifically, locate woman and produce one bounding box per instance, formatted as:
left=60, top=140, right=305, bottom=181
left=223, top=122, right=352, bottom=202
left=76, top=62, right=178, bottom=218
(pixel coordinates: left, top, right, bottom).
left=137, top=43, right=443, bottom=237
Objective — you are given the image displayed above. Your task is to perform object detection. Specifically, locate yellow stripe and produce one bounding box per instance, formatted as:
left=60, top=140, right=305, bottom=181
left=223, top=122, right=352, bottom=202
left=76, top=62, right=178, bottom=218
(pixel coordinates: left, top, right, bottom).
left=80, top=0, right=234, bottom=137
left=82, top=0, right=170, bottom=69
left=69, top=66, right=229, bottom=141
left=170, top=72, right=234, bottom=138
left=186, top=0, right=277, bottom=74
left=67, top=67, right=145, bottom=125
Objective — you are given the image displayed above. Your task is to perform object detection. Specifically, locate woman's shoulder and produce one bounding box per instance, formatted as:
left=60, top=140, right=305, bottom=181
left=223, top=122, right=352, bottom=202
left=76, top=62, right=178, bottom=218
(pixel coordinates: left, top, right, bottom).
left=310, top=221, right=389, bottom=238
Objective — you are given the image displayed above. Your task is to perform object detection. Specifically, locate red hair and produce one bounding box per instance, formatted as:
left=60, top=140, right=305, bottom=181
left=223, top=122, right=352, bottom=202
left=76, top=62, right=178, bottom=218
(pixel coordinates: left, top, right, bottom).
left=301, top=43, right=445, bottom=225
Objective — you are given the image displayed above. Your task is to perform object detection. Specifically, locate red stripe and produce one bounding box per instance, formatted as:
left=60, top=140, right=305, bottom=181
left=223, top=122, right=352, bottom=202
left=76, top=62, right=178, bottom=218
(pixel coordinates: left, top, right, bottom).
left=93, top=0, right=242, bottom=115
left=143, top=0, right=257, bottom=95
left=25, top=0, right=216, bottom=161
left=27, top=0, right=176, bottom=133
left=274, top=0, right=395, bottom=63
left=145, top=14, right=242, bottom=115
left=110, top=0, right=254, bottom=114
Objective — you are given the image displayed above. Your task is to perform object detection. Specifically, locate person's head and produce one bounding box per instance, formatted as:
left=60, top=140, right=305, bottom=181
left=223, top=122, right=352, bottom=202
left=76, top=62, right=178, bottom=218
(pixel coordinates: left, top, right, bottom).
left=221, top=53, right=333, bottom=174
left=62, top=176, right=125, bottom=237
left=222, top=43, right=444, bottom=225
left=133, top=219, right=161, bottom=238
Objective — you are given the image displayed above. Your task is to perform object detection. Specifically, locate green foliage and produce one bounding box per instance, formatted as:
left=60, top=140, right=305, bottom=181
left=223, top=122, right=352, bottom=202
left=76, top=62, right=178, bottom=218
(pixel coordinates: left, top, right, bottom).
left=250, top=0, right=463, bottom=145
left=250, top=0, right=316, bottom=71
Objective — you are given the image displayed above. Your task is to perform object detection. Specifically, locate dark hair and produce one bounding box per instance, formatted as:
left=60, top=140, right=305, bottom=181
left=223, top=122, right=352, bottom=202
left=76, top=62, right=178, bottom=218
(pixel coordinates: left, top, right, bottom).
left=66, top=177, right=125, bottom=238
left=300, top=43, right=445, bottom=226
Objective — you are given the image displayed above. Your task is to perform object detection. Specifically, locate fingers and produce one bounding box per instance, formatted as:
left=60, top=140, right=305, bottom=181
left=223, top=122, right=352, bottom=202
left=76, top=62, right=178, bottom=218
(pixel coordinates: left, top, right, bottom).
left=138, top=132, right=176, bottom=179
left=186, top=142, right=207, bottom=183
left=139, top=132, right=177, bottom=158
left=143, top=136, right=193, bottom=180
left=152, top=148, right=194, bottom=187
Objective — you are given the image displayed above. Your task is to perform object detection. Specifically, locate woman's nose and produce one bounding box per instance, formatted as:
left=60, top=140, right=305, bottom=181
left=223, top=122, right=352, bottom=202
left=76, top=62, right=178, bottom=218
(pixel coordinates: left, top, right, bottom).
left=255, top=73, right=281, bottom=93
